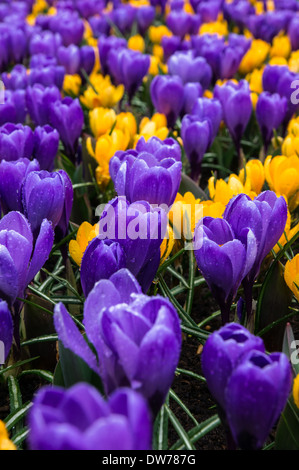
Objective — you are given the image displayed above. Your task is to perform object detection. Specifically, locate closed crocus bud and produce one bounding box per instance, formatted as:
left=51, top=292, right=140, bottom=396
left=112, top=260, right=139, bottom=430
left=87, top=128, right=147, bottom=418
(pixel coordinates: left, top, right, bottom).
left=166, top=10, right=198, bottom=38
left=49, top=11, right=85, bottom=47
left=80, top=238, right=126, bottom=297
left=0, top=158, right=40, bottom=215
left=98, top=197, right=167, bottom=293
left=109, top=136, right=182, bottom=208
left=167, top=51, right=212, bottom=89
left=0, top=123, right=34, bottom=162
left=0, top=300, right=13, bottom=363
left=214, top=80, right=252, bottom=156
left=33, top=125, right=59, bottom=172
left=108, top=48, right=150, bottom=102
left=136, top=6, right=156, bottom=35
left=201, top=323, right=265, bottom=413
left=2, top=64, right=28, bottom=90
left=191, top=97, right=223, bottom=145
left=80, top=45, right=95, bottom=76
left=29, top=30, right=62, bottom=57
left=182, top=82, right=203, bottom=116
left=150, top=75, right=185, bottom=128
left=0, top=211, right=54, bottom=306
left=54, top=170, right=74, bottom=242
left=256, top=92, right=287, bottom=151
left=181, top=115, right=211, bottom=182
left=0, top=90, right=26, bottom=126
left=28, top=384, right=152, bottom=450
left=197, top=0, right=222, bottom=23
left=109, top=4, right=137, bottom=36
left=54, top=268, right=181, bottom=416
left=57, top=44, right=81, bottom=75
left=26, top=84, right=62, bottom=127
left=49, top=97, right=84, bottom=158
left=238, top=159, right=265, bottom=195
left=193, top=217, right=258, bottom=324
left=288, top=16, right=299, bottom=51
left=223, top=191, right=288, bottom=316
left=98, top=35, right=127, bottom=76
left=28, top=64, right=65, bottom=90
left=22, top=170, right=67, bottom=239
left=225, top=349, right=292, bottom=450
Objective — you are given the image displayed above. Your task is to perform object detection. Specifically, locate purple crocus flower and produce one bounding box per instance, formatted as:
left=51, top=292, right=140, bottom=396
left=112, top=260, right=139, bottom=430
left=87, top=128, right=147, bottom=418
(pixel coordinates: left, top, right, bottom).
left=223, top=0, right=255, bottom=30
left=49, top=96, right=84, bottom=158
left=0, top=158, right=40, bottom=215
left=166, top=10, right=201, bottom=38
left=28, top=64, right=65, bottom=90
left=191, top=97, right=223, bottom=144
left=213, top=79, right=252, bottom=162
left=80, top=238, right=126, bottom=297
left=223, top=191, right=288, bottom=316
left=0, top=300, right=13, bottom=363
left=57, top=44, right=81, bottom=75
left=54, top=268, right=181, bottom=416
left=80, top=45, right=95, bottom=76
left=108, top=48, right=150, bottom=102
left=0, top=89, right=27, bottom=126
left=109, top=136, right=182, bottom=208
left=109, top=4, right=137, bottom=35
left=0, top=123, right=34, bottom=162
left=167, top=51, right=212, bottom=89
left=22, top=169, right=73, bottom=239
left=246, top=11, right=291, bottom=43
left=98, top=35, right=127, bottom=76
left=225, top=349, right=292, bottom=450
left=193, top=217, right=257, bottom=324
left=182, top=82, right=203, bottom=116
left=196, top=0, right=223, bottom=23
left=136, top=6, right=155, bottom=35
left=32, top=125, right=59, bottom=172
left=201, top=323, right=265, bottom=412
left=26, top=84, right=61, bottom=127
left=97, top=196, right=167, bottom=293
left=288, top=16, right=299, bottom=51
left=88, top=15, right=110, bottom=38
left=150, top=74, right=185, bottom=128
left=48, top=11, right=85, bottom=46
left=0, top=211, right=54, bottom=307
left=29, top=30, right=62, bottom=57
left=181, top=115, right=211, bottom=182
left=2, top=64, right=28, bottom=90
left=262, top=65, right=299, bottom=126
left=28, top=384, right=152, bottom=450
left=256, top=92, right=287, bottom=151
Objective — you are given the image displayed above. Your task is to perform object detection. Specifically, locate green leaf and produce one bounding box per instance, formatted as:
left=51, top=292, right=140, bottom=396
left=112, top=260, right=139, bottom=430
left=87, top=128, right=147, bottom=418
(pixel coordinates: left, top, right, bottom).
left=255, top=260, right=293, bottom=351
left=153, top=401, right=169, bottom=451
left=4, top=402, right=32, bottom=432
left=275, top=394, right=299, bottom=450
left=171, top=414, right=221, bottom=450
left=56, top=340, right=104, bottom=393
left=179, top=173, right=208, bottom=201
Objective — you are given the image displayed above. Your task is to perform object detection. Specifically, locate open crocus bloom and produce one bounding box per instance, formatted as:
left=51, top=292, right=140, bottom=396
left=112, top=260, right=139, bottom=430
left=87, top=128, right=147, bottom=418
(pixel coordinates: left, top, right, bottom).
left=54, top=268, right=181, bottom=417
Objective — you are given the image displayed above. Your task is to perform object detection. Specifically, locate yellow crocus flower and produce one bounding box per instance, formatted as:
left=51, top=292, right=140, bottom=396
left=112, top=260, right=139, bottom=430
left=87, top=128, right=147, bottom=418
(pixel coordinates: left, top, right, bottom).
left=80, top=75, right=124, bottom=109
left=284, top=254, right=299, bottom=301
left=270, top=35, right=291, bottom=60
left=264, top=154, right=299, bottom=209
left=239, top=40, right=270, bottom=75
left=63, top=74, right=82, bottom=96
left=238, top=158, right=265, bottom=194
left=69, top=222, right=99, bottom=266
left=208, top=174, right=256, bottom=206
left=89, top=107, right=116, bottom=138
left=128, top=34, right=145, bottom=53
left=134, top=113, right=169, bottom=146
left=0, top=421, right=16, bottom=450
left=148, top=25, right=172, bottom=44
left=160, top=224, right=175, bottom=264
left=293, top=374, right=299, bottom=409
